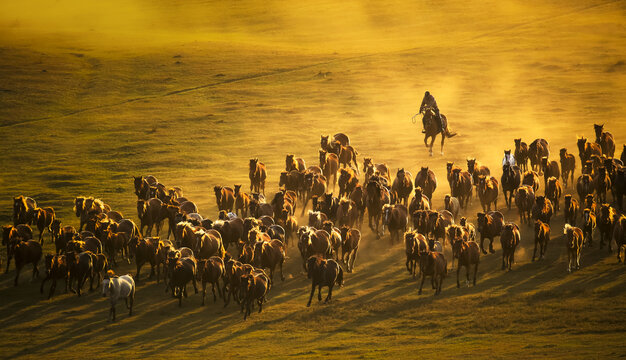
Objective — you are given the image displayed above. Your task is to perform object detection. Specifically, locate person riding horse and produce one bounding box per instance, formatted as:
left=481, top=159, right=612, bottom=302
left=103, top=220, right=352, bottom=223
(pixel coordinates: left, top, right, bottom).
left=419, top=91, right=449, bottom=136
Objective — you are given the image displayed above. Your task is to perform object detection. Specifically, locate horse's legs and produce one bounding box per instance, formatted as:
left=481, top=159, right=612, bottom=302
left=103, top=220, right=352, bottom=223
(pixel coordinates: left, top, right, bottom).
left=418, top=273, right=425, bottom=295
left=201, top=280, right=206, bottom=306
left=351, top=249, right=358, bottom=273
left=456, top=266, right=460, bottom=288
left=429, top=136, right=436, bottom=156
left=325, top=285, right=333, bottom=303
left=440, top=134, right=445, bottom=155
left=489, top=238, right=495, bottom=254
left=318, top=285, right=323, bottom=301
left=280, top=259, right=285, bottom=281
left=532, top=240, right=538, bottom=262
left=49, top=278, right=57, bottom=299
left=479, top=236, right=486, bottom=255
left=307, top=282, right=316, bottom=307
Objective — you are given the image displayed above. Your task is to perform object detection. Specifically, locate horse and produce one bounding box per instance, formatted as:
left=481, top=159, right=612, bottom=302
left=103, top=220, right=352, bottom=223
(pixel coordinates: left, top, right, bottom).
left=349, top=184, right=366, bottom=229
left=576, top=174, right=594, bottom=203
left=340, top=226, right=360, bottom=273
left=545, top=177, right=563, bottom=214
left=301, top=173, right=327, bottom=216
left=197, top=257, right=225, bottom=305
left=34, top=207, right=55, bottom=244
left=297, top=227, right=333, bottom=270
left=170, top=257, right=198, bottom=307
left=446, top=161, right=462, bottom=193
left=66, top=250, right=95, bottom=295
left=13, top=240, right=42, bottom=286
left=612, top=215, right=626, bottom=263
left=365, top=179, right=391, bottom=237
left=501, top=164, right=521, bottom=209
left=321, top=221, right=342, bottom=261
left=13, top=195, right=37, bottom=226
left=522, top=171, right=540, bottom=192
left=595, top=167, right=612, bottom=204
left=528, top=139, right=550, bottom=174
left=581, top=208, right=596, bottom=247
left=241, top=272, right=270, bottom=320
left=594, top=124, right=615, bottom=157
left=541, top=157, right=560, bottom=189
left=564, top=224, right=583, bottom=272
left=331, top=142, right=359, bottom=174
left=336, top=198, right=359, bottom=228
left=559, top=148, right=576, bottom=188
left=577, top=137, right=602, bottom=169
left=3, top=224, right=33, bottom=273
left=404, top=231, right=428, bottom=278
left=319, top=150, right=339, bottom=191
left=415, top=167, right=437, bottom=202
left=563, top=195, right=579, bottom=225
left=392, top=168, right=413, bottom=206
left=598, top=204, right=617, bottom=252
left=321, top=133, right=350, bottom=151
left=306, top=255, right=344, bottom=306
left=444, top=194, right=460, bottom=221
left=477, top=211, right=504, bottom=254
left=514, top=139, right=529, bottom=172
left=451, top=168, right=472, bottom=209
left=214, top=186, right=235, bottom=212
left=533, top=220, right=550, bottom=261
left=500, top=223, right=520, bottom=271
left=532, top=196, right=554, bottom=225
left=252, top=239, right=286, bottom=284
left=362, top=158, right=391, bottom=184
left=249, top=158, right=267, bottom=195
left=421, top=106, right=455, bottom=156
left=40, top=254, right=68, bottom=299
left=476, top=175, right=498, bottom=212
left=382, top=204, right=408, bottom=245
left=453, top=237, right=479, bottom=287
left=102, top=271, right=135, bottom=321
left=285, top=154, right=306, bottom=172
left=409, top=186, right=431, bottom=224
left=467, top=158, right=490, bottom=190
left=338, top=168, right=359, bottom=199
left=418, top=251, right=446, bottom=295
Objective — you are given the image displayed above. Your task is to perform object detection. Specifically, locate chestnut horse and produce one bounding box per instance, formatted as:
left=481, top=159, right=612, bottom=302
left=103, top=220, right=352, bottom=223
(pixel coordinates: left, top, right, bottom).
left=500, top=223, right=520, bottom=271
left=559, top=148, right=576, bottom=188
left=594, top=124, right=615, bottom=157
left=501, top=164, right=521, bottom=209
left=249, top=158, right=267, bottom=195
left=414, top=167, right=437, bottom=202
left=420, top=106, right=455, bottom=156
left=528, top=138, right=550, bottom=174
left=514, top=139, right=529, bottom=172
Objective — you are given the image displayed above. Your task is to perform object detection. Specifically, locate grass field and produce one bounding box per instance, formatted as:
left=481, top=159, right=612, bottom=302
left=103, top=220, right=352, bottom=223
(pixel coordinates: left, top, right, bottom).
left=0, top=0, right=625, bottom=358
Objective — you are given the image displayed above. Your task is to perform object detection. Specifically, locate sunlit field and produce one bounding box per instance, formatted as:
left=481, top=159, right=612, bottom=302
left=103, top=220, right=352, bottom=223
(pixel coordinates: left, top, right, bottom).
left=0, top=0, right=625, bottom=358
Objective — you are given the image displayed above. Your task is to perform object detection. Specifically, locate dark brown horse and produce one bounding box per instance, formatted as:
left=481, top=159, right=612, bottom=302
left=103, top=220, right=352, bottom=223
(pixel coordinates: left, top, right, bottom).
left=477, top=175, right=498, bottom=212
left=594, top=124, right=615, bottom=157
left=13, top=240, right=42, bottom=286
left=476, top=211, right=504, bottom=254
left=285, top=154, right=306, bottom=172
left=576, top=174, right=594, bottom=203
left=514, top=139, right=529, bottom=172
left=453, top=238, right=479, bottom=287
left=598, top=204, right=616, bottom=252
left=13, top=195, right=37, bottom=226
left=319, top=150, right=339, bottom=191
left=234, top=184, right=250, bottom=218
left=563, top=195, right=579, bottom=225
left=564, top=224, right=583, bottom=272
left=522, top=171, right=540, bottom=192
left=594, top=167, right=612, bottom=204
left=404, top=231, right=428, bottom=278
left=528, top=139, right=550, bottom=174
left=338, top=168, right=359, bottom=198
left=306, top=255, right=344, bottom=306
left=321, top=133, right=350, bottom=151
left=577, top=137, right=602, bottom=169
left=40, top=254, right=68, bottom=299
left=559, top=148, right=576, bottom=188
left=241, top=272, right=270, bottom=320
left=392, top=168, right=413, bottom=206
left=515, top=185, right=536, bottom=226
left=34, top=207, right=55, bottom=244
left=541, top=157, right=560, bottom=189
left=545, top=177, right=563, bottom=214
left=415, top=167, right=437, bottom=202
left=501, top=164, right=521, bottom=210
left=532, top=220, right=550, bottom=261
left=532, top=196, right=554, bottom=225
left=500, top=223, right=520, bottom=271
left=612, top=215, right=626, bottom=263
left=249, top=158, right=267, bottom=195
left=421, top=106, right=455, bottom=156
left=253, top=239, right=286, bottom=283
left=581, top=208, right=596, bottom=247
left=214, top=186, right=235, bottom=212
left=467, top=158, right=490, bottom=189
left=331, top=142, right=359, bottom=174
left=301, top=173, right=327, bottom=216
left=365, top=179, right=391, bottom=237
left=382, top=204, right=408, bottom=245
left=340, top=226, right=360, bottom=273
left=418, top=251, right=446, bottom=295
left=197, top=256, right=225, bottom=305
left=451, top=168, right=472, bottom=209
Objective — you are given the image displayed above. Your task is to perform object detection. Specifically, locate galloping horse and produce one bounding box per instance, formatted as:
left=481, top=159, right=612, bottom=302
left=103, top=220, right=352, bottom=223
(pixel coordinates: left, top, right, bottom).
left=418, top=106, right=456, bottom=156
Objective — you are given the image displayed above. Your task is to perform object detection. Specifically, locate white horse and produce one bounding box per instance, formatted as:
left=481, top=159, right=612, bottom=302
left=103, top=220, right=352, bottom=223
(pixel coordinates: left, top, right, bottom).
left=102, top=273, right=135, bottom=321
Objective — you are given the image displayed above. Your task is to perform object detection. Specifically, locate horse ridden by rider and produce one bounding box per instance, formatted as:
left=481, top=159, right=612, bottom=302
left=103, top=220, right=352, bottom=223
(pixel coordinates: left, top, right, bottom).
left=418, top=91, right=456, bottom=155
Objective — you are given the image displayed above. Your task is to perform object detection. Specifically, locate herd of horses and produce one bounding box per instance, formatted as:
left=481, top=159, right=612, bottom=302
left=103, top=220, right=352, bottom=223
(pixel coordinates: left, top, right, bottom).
left=2, top=123, right=625, bottom=321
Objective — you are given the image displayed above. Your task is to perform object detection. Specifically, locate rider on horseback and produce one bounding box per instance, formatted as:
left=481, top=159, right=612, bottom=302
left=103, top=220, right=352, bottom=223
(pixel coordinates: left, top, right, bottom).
left=419, top=91, right=448, bottom=136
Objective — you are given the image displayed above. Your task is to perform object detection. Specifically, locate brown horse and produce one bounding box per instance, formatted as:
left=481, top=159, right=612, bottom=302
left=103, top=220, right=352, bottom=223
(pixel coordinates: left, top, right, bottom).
left=382, top=204, right=408, bottom=245
left=533, top=220, right=550, bottom=261
left=137, top=198, right=167, bottom=236
left=500, top=223, right=520, bottom=271
left=564, top=224, right=583, bottom=272
left=321, top=133, right=350, bottom=151
left=322, top=221, right=342, bottom=260
left=545, top=177, right=563, bottom=214
left=594, top=124, right=615, bottom=157
left=598, top=204, right=617, bottom=252
left=467, top=158, right=490, bottom=189
left=285, top=154, right=306, bottom=172
left=559, top=148, right=576, bottom=188
left=528, top=139, right=550, bottom=174
left=514, top=139, right=529, bottom=172
left=418, top=251, right=446, bottom=295
left=444, top=194, right=460, bottom=221
left=576, top=174, right=594, bottom=203
left=477, top=175, right=498, bottom=212
left=577, top=137, right=602, bottom=169
left=365, top=179, right=391, bottom=237
left=349, top=184, right=366, bottom=229
left=214, top=186, right=235, bottom=212
left=421, top=106, right=455, bottom=156
left=532, top=196, right=554, bottom=225
left=446, top=161, right=462, bottom=193
left=40, top=254, right=68, bottom=299
left=595, top=167, right=612, bottom=204
left=501, top=164, right=521, bottom=210
left=409, top=187, right=431, bottom=226
left=249, top=158, right=267, bottom=195
left=392, top=168, right=413, bottom=206
left=298, top=227, right=333, bottom=270
left=197, top=256, right=225, bottom=305
left=522, top=171, right=540, bottom=192
left=336, top=198, right=359, bottom=228
left=451, top=168, right=472, bottom=209
left=338, top=168, right=359, bottom=198
left=541, top=157, right=560, bottom=189
left=319, top=150, right=339, bottom=191
left=415, top=167, right=437, bottom=202
left=302, top=173, right=327, bottom=216
left=477, top=211, right=504, bottom=254
left=362, top=158, right=390, bottom=184
left=331, top=142, right=359, bottom=174
left=404, top=231, right=428, bottom=278
left=234, top=184, right=250, bottom=218
left=306, top=255, right=344, bottom=306
left=453, top=238, right=479, bottom=287
left=340, top=226, right=360, bottom=273
left=582, top=208, right=596, bottom=247
left=34, top=207, right=55, bottom=244
left=13, top=195, right=37, bottom=226
left=66, top=250, right=96, bottom=295
left=241, top=272, right=270, bottom=320
left=195, top=230, right=226, bottom=260
left=253, top=239, right=286, bottom=284
left=563, top=195, right=579, bottom=225
left=105, top=230, right=129, bottom=266
left=612, top=215, right=626, bottom=263
left=13, top=240, right=42, bottom=286
left=171, top=257, right=198, bottom=307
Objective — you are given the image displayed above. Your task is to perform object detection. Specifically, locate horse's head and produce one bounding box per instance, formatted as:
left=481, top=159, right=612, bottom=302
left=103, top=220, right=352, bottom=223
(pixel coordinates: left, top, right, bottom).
left=466, top=159, right=476, bottom=172
left=320, top=135, right=329, bottom=149
left=214, top=186, right=223, bottom=202
left=306, top=256, right=321, bottom=277
left=382, top=204, right=392, bottom=225
left=286, top=154, right=295, bottom=167
left=536, top=196, right=546, bottom=208
left=577, top=137, right=587, bottom=153
left=541, top=157, right=548, bottom=168
left=564, top=195, right=572, bottom=207
left=340, top=226, right=350, bottom=245
left=594, top=124, right=604, bottom=138
left=136, top=200, right=146, bottom=220
left=322, top=220, right=333, bottom=233
left=559, top=148, right=567, bottom=159
left=476, top=213, right=486, bottom=232
left=318, top=149, right=327, bottom=166
left=249, top=158, right=258, bottom=172
left=514, top=138, right=521, bottom=149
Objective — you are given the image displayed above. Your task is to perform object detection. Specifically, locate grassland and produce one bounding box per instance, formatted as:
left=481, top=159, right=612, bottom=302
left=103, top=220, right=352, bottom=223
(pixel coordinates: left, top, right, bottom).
left=0, top=0, right=625, bottom=358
